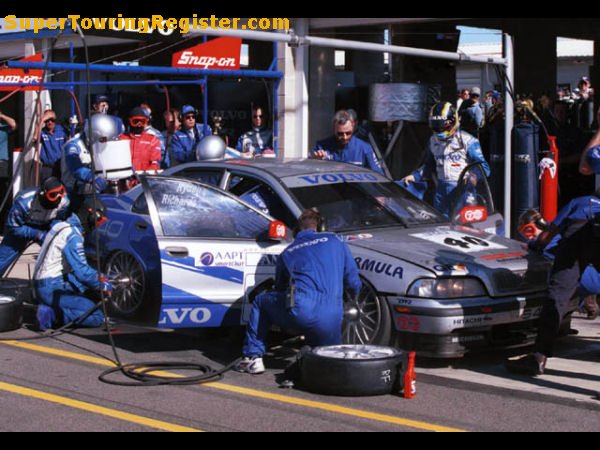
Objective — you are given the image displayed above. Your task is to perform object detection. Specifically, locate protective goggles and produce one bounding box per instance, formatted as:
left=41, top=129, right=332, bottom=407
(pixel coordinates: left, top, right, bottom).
left=129, top=116, right=149, bottom=127
left=44, top=185, right=65, bottom=203
left=518, top=223, right=541, bottom=241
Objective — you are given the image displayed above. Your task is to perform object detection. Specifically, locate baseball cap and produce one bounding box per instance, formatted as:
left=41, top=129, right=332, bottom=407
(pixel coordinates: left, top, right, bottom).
left=470, top=87, right=481, bottom=97
left=181, top=105, right=197, bottom=116
left=93, top=94, right=109, bottom=104
left=586, top=146, right=600, bottom=173
left=129, top=106, right=148, bottom=118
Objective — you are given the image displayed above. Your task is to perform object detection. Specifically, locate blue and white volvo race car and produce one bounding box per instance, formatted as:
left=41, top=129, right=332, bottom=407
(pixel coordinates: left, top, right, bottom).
left=97, top=160, right=561, bottom=358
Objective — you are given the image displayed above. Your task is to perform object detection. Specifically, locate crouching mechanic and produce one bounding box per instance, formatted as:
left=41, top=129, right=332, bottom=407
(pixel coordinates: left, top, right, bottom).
left=506, top=145, right=600, bottom=375
left=236, top=208, right=362, bottom=374
left=33, top=199, right=112, bottom=330
left=0, top=177, right=69, bottom=277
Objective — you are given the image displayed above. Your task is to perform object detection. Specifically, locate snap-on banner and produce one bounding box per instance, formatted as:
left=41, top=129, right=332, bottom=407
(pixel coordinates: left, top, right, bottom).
left=171, top=37, right=242, bottom=70
left=0, top=53, right=44, bottom=91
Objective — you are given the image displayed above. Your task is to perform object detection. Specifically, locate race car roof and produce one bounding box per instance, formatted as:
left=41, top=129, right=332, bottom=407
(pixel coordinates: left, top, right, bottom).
left=167, top=158, right=386, bottom=180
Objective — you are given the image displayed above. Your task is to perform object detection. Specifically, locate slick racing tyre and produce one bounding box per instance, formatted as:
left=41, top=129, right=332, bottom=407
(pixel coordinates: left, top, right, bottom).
left=299, top=345, right=404, bottom=396
left=0, top=295, right=23, bottom=332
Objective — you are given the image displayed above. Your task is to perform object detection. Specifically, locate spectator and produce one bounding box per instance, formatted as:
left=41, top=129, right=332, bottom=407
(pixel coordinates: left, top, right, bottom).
left=548, top=100, right=587, bottom=205
left=39, top=110, right=67, bottom=181
left=456, top=88, right=470, bottom=111
left=574, top=77, right=594, bottom=129
left=458, top=86, right=484, bottom=138
left=159, top=107, right=181, bottom=169
left=235, top=105, right=273, bottom=156
left=310, top=110, right=383, bottom=174
left=119, top=107, right=162, bottom=172
left=169, top=105, right=212, bottom=165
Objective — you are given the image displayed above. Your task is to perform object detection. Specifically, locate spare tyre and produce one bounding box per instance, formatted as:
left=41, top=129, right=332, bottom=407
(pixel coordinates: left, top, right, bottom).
left=0, top=295, right=23, bottom=332
left=299, top=345, right=405, bottom=396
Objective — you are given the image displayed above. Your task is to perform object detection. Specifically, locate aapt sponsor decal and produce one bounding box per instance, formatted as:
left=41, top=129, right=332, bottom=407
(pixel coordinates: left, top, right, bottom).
left=355, top=256, right=403, bottom=279
left=198, top=250, right=245, bottom=267
left=172, top=37, right=241, bottom=70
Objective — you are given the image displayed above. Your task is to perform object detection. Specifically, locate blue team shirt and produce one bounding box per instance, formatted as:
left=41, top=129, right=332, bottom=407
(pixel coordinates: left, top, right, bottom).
left=311, top=136, right=384, bottom=174
left=40, top=125, right=68, bottom=166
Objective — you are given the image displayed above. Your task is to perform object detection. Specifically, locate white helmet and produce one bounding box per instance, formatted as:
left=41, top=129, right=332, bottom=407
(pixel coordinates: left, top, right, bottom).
left=196, top=135, right=226, bottom=161
left=89, top=114, right=120, bottom=144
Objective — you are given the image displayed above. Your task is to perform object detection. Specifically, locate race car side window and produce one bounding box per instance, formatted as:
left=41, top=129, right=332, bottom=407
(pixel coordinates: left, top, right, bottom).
left=228, top=173, right=296, bottom=227
left=132, top=193, right=149, bottom=215
left=173, top=168, right=224, bottom=187
left=145, top=178, right=271, bottom=239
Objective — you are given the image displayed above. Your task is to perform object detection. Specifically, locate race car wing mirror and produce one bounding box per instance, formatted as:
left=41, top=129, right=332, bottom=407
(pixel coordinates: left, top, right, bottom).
left=458, top=206, right=488, bottom=225
left=268, top=220, right=288, bottom=241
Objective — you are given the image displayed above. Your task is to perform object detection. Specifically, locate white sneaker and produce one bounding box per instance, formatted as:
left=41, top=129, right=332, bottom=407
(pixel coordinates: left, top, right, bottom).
left=235, top=356, right=265, bottom=374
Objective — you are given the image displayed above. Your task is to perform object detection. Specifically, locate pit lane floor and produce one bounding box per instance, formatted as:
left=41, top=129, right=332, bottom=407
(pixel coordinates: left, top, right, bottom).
left=0, top=254, right=598, bottom=432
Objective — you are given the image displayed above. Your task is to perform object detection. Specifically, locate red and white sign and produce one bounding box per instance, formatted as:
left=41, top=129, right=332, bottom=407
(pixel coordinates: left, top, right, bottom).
left=0, top=53, right=43, bottom=91
left=460, top=206, right=488, bottom=224
left=269, top=221, right=287, bottom=241
left=172, top=37, right=241, bottom=70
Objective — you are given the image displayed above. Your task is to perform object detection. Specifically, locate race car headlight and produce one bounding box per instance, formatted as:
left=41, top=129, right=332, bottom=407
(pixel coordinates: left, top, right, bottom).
left=407, top=277, right=487, bottom=299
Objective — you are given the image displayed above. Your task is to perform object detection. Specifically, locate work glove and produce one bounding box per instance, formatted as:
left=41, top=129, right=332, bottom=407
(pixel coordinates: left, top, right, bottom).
left=100, top=275, right=113, bottom=296
left=34, top=231, right=47, bottom=244
left=94, top=177, right=107, bottom=193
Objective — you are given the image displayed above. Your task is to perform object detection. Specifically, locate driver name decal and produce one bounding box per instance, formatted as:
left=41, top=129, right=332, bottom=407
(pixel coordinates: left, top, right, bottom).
left=410, top=229, right=507, bottom=253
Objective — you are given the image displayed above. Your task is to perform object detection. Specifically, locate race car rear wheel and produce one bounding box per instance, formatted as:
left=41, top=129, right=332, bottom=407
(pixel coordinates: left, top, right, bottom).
left=343, top=278, right=391, bottom=346
left=105, top=251, right=146, bottom=318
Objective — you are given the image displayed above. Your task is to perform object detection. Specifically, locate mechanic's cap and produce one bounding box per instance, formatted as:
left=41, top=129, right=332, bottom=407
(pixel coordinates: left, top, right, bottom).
left=181, top=104, right=197, bottom=116
left=470, top=87, right=481, bottom=97
left=93, top=94, right=109, bottom=104
left=129, top=106, right=148, bottom=118
left=490, top=90, right=501, bottom=100
left=586, top=146, right=600, bottom=174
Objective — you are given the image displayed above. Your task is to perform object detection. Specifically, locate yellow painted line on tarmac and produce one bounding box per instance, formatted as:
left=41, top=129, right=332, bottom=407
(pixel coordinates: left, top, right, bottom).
left=0, top=381, right=201, bottom=432
left=1, top=340, right=466, bottom=432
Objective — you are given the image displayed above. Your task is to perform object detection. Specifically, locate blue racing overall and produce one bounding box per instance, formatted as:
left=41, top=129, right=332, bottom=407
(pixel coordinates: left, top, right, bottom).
left=243, top=229, right=362, bottom=357
left=33, top=215, right=106, bottom=327
left=0, top=188, right=69, bottom=276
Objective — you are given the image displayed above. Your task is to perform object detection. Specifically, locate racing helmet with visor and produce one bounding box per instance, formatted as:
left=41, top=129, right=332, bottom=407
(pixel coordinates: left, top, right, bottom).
left=429, top=102, right=458, bottom=140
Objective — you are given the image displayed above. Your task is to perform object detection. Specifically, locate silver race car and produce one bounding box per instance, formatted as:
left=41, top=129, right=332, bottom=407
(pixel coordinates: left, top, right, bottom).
left=159, top=159, right=561, bottom=358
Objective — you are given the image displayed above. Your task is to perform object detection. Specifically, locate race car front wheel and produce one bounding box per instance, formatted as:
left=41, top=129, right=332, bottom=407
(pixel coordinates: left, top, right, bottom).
left=105, top=251, right=146, bottom=318
left=343, top=278, right=392, bottom=346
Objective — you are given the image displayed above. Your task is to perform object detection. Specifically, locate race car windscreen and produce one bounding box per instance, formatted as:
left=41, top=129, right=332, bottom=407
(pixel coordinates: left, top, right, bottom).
left=290, top=181, right=446, bottom=232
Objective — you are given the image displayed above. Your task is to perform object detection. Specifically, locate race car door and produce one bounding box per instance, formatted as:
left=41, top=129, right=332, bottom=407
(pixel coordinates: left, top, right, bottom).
left=141, top=176, right=288, bottom=328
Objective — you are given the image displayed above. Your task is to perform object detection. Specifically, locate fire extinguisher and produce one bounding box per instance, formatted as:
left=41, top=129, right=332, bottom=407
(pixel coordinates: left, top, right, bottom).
left=540, top=136, right=559, bottom=222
